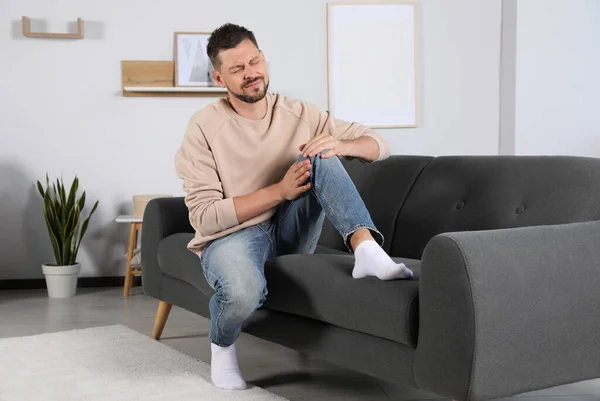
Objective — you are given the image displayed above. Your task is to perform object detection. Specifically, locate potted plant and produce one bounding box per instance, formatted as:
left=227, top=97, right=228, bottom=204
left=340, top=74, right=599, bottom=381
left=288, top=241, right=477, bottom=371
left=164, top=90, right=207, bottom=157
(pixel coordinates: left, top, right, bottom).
left=37, top=174, right=98, bottom=298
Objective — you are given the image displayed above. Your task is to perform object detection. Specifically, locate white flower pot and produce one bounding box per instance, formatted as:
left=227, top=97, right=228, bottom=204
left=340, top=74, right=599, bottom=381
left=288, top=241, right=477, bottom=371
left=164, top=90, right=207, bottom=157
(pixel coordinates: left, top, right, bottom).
left=42, top=263, right=81, bottom=298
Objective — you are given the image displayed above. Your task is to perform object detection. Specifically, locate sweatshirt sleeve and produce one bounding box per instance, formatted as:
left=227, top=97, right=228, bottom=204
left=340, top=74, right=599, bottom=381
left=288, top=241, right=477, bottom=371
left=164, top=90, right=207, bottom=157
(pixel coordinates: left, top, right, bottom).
left=174, top=118, right=239, bottom=237
left=305, top=102, right=390, bottom=162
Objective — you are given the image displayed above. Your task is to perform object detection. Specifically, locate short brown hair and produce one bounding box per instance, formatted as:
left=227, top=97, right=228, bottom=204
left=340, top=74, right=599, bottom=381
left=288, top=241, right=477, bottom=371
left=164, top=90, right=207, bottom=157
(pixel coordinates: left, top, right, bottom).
left=207, top=23, right=259, bottom=70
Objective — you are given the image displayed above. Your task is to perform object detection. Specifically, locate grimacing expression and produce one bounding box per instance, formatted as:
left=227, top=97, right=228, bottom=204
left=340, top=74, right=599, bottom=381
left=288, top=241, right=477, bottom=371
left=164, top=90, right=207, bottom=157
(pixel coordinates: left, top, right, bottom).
left=214, top=39, right=269, bottom=104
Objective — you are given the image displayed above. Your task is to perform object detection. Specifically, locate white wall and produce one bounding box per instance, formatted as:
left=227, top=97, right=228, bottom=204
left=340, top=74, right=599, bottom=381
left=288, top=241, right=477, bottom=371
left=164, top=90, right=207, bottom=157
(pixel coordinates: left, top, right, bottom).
left=0, top=0, right=502, bottom=279
left=514, top=0, right=600, bottom=156
left=390, top=0, right=501, bottom=156
left=499, top=0, right=518, bottom=155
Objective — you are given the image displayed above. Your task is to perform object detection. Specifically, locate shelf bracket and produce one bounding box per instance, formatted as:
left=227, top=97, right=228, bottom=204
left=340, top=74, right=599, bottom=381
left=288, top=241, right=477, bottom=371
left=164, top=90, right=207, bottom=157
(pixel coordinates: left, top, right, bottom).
left=22, top=16, right=84, bottom=39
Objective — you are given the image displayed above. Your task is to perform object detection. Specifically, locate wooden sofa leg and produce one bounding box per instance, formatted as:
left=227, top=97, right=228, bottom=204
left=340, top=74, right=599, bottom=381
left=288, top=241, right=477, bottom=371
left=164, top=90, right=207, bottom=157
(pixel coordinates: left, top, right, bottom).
left=152, top=301, right=172, bottom=340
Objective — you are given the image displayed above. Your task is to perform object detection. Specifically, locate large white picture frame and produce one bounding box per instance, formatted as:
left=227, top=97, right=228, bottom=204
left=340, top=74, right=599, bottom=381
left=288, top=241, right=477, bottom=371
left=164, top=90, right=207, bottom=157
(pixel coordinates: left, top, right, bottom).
left=327, top=2, right=418, bottom=128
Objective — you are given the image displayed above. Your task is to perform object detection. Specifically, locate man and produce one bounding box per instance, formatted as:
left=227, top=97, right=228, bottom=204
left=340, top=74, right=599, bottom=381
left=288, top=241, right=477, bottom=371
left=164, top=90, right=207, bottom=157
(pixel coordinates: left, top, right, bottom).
left=174, top=23, right=413, bottom=390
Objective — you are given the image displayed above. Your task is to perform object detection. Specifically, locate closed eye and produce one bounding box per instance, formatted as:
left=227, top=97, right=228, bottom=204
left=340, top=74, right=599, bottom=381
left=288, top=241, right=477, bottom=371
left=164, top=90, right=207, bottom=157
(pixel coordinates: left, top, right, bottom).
left=229, top=57, right=260, bottom=73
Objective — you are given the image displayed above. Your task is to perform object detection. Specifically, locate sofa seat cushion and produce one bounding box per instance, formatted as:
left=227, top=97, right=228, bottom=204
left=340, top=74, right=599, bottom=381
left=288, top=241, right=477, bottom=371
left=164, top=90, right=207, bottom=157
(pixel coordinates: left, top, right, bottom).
left=313, top=245, right=351, bottom=256
left=263, top=253, right=421, bottom=347
left=156, top=238, right=349, bottom=299
left=157, top=233, right=215, bottom=299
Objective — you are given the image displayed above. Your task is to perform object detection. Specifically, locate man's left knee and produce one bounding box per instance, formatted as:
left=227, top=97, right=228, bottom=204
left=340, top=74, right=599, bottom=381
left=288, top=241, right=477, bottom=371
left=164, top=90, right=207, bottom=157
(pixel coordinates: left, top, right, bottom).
left=297, top=149, right=331, bottom=162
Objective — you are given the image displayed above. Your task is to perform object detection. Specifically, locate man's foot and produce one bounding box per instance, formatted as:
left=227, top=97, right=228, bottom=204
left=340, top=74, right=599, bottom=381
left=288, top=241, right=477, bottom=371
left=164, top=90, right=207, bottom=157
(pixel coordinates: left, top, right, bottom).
left=352, top=240, right=413, bottom=280
left=211, top=342, right=247, bottom=390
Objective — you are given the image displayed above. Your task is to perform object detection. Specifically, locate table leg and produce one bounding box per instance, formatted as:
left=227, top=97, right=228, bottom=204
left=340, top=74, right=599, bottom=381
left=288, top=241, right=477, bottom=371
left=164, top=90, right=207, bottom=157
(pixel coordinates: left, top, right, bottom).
left=123, top=223, right=138, bottom=297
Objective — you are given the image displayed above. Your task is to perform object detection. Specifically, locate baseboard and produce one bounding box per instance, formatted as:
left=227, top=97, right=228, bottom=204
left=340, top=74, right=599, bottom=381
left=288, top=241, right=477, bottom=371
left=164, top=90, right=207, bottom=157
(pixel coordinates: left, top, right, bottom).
left=0, top=276, right=143, bottom=290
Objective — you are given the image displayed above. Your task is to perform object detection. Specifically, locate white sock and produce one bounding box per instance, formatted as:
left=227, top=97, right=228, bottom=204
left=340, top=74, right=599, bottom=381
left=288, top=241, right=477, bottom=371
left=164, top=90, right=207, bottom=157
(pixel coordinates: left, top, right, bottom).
left=210, top=342, right=247, bottom=390
left=352, top=240, right=414, bottom=280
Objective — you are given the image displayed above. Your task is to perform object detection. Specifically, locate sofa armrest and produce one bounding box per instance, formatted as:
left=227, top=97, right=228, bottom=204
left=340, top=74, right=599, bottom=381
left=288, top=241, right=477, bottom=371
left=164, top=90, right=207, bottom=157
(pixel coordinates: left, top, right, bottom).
left=141, top=197, right=193, bottom=298
left=414, top=220, right=600, bottom=401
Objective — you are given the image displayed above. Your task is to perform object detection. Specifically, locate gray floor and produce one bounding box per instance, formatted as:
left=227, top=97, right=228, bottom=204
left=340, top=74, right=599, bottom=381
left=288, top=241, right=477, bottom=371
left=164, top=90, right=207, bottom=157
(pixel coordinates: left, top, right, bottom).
left=1, top=287, right=599, bottom=401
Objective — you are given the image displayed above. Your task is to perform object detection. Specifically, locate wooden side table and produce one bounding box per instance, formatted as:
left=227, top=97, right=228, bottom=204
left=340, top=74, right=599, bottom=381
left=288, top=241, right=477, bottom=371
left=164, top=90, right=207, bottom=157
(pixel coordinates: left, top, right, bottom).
left=116, top=215, right=143, bottom=296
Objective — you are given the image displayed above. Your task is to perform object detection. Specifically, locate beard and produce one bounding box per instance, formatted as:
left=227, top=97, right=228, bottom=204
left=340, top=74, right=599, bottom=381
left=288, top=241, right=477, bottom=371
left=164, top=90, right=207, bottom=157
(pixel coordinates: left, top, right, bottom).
left=228, top=77, right=269, bottom=104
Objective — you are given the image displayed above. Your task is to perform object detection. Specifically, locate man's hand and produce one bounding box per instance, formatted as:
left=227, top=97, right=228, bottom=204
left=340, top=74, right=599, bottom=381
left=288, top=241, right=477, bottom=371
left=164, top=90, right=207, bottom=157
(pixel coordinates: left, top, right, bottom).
left=299, top=133, right=349, bottom=159
left=277, top=160, right=313, bottom=201
left=233, top=160, right=313, bottom=223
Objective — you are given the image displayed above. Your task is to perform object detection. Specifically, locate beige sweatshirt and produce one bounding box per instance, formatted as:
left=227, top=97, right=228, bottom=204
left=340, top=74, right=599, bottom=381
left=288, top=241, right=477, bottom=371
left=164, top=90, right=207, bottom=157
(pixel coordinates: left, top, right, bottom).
left=174, top=92, right=390, bottom=255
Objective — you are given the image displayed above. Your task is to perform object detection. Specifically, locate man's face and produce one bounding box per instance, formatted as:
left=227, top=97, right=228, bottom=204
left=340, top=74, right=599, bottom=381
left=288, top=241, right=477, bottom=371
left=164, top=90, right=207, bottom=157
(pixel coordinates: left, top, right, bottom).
left=213, top=39, right=269, bottom=104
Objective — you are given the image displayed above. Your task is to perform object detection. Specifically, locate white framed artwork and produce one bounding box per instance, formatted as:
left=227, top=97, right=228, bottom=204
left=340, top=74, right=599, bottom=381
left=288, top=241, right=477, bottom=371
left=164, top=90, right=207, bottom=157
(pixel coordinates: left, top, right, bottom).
left=174, top=32, right=213, bottom=87
left=327, top=2, right=418, bottom=128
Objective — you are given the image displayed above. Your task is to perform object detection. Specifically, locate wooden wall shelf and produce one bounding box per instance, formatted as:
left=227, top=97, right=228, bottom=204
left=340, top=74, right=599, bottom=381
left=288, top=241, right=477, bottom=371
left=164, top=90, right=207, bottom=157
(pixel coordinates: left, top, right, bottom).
left=121, top=60, right=227, bottom=98
left=22, top=16, right=84, bottom=39
left=123, top=86, right=227, bottom=93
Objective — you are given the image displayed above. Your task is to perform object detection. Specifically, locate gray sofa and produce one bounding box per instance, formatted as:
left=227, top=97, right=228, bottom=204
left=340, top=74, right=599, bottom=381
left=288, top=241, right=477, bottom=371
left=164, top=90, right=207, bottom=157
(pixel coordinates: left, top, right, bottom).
left=141, top=155, right=600, bottom=401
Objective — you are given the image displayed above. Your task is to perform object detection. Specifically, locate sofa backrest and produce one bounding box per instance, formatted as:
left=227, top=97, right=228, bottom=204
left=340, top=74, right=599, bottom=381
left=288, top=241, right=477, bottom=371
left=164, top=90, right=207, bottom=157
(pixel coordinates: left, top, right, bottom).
left=317, top=156, right=433, bottom=253
left=318, top=155, right=600, bottom=260
left=392, top=155, right=600, bottom=259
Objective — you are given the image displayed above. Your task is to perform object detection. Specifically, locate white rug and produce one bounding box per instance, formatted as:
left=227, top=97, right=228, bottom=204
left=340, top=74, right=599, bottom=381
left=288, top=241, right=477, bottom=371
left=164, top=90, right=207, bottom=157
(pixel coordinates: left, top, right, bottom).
left=0, top=324, right=288, bottom=401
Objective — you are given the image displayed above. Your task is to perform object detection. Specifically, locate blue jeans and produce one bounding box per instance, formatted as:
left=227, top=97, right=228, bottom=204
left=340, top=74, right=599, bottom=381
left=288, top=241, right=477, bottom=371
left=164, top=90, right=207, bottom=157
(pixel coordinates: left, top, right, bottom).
left=199, top=151, right=383, bottom=347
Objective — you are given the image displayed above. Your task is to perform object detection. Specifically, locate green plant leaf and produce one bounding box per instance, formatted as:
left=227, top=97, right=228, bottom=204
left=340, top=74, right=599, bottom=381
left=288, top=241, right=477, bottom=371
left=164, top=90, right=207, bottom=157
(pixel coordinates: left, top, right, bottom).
left=42, top=174, right=63, bottom=264
left=42, top=174, right=56, bottom=212
left=48, top=225, right=62, bottom=265
left=46, top=194, right=58, bottom=225
left=55, top=178, right=62, bottom=221
left=90, top=199, right=98, bottom=215
left=48, top=187, right=66, bottom=264
left=43, top=214, right=60, bottom=264
left=59, top=177, right=67, bottom=223
left=67, top=203, right=82, bottom=263
left=78, top=191, right=86, bottom=212
left=52, top=182, right=61, bottom=221
left=58, top=177, right=65, bottom=203
left=37, top=180, right=45, bottom=198
left=62, top=204, right=78, bottom=266
left=67, top=176, right=78, bottom=213
left=42, top=190, right=62, bottom=265
left=56, top=214, right=65, bottom=252
left=74, top=200, right=99, bottom=261
left=69, top=213, right=80, bottom=265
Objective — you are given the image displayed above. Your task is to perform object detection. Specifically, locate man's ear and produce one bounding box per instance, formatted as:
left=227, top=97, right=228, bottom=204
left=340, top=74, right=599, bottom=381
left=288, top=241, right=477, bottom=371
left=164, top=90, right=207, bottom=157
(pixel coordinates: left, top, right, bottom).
left=212, top=69, right=226, bottom=88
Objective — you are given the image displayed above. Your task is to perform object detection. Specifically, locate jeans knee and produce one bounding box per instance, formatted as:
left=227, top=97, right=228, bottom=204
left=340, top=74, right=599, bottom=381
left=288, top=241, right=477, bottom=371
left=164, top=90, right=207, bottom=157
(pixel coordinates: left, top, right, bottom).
left=225, top=279, right=266, bottom=321
left=298, top=149, right=333, bottom=162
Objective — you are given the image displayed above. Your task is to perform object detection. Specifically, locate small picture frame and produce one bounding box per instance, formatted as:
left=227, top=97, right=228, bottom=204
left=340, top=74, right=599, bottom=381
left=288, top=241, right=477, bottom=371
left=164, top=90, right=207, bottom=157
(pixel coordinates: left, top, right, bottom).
left=174, top=31, right=213, bottom=87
